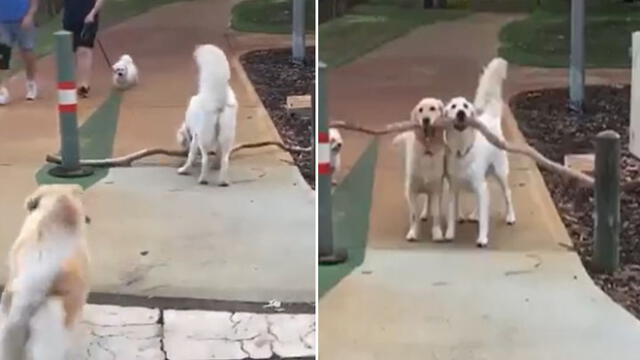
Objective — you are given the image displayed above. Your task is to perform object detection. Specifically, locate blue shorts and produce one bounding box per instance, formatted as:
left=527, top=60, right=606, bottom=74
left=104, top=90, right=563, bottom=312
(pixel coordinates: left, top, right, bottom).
left=0, top=21, right=36, bottom=51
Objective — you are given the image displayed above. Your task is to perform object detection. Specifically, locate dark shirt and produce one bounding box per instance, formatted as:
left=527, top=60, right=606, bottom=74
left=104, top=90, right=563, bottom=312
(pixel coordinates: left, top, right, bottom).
left=63, top=0, right=96, bottom=24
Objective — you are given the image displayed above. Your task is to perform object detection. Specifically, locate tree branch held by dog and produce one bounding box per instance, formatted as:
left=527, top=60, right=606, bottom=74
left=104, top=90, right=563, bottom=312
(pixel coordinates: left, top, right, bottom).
left=329, top=117, right=596, bottom=188
left=45, top=141, right=312, bottom=168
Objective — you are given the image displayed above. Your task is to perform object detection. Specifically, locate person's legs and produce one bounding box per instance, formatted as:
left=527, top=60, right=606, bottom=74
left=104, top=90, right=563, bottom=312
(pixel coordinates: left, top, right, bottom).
left=18, top=25, right=37, bottom=100
left=76, top=46, right=93, bottom=89
left=76, top=18, right=99, bottom=97
left=0, top=23, right=15, bottom=105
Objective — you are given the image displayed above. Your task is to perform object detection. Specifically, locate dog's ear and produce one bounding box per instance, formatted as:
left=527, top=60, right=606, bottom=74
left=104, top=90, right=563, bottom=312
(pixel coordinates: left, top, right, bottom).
left=25, top=194, right=41, bottom=212
left=410, top=104, right=420, bottom=125
left=437, top=100, right=444, bottom=114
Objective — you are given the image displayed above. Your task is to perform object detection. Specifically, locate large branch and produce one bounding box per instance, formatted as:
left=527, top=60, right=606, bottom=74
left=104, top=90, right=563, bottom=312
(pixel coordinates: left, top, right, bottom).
left=451, top=117, right=595, bottom=187
left=329, top=119, right=417, bottom=135
left=45, top=141, right=311, bottom=168
left=330, top=117, right=595, bottom=188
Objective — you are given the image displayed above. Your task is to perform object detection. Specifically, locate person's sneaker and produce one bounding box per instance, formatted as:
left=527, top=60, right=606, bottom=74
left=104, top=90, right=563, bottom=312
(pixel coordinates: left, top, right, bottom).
left=77, top=86, right=90, bottom=98
left=0, top=87, right=9, bottom=105
left=25, top=80, right=37, bottom=101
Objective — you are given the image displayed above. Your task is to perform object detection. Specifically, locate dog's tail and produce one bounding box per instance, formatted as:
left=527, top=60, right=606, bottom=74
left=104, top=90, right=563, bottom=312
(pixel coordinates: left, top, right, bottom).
left=474, top=57, right=507, bottom=120
left=194, top=44, right=230, bottom=112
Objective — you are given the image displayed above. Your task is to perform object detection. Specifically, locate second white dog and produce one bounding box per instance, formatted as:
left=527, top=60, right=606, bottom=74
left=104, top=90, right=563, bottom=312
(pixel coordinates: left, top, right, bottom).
left=443, top=58, right=516, bottom=248
left=329, top=128, right=342, bottom=184
left=177, top=44, right=237, bottom=186
left=112, top=54, right=139, bottom=90
left=393, top=97, right=447, bottom=242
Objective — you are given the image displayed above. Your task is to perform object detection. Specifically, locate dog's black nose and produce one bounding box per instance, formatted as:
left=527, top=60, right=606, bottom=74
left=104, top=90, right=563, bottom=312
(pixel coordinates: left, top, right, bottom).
left=456, top=110, right=466, bottom=122
left=332, top=143, right=342, bottom=151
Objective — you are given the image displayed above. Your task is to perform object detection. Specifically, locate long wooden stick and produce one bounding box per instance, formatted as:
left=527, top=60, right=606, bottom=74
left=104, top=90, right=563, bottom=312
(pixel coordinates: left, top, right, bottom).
left=45, top=141, right=312, bottom=168
left=330, top=117, right=596, bottom=188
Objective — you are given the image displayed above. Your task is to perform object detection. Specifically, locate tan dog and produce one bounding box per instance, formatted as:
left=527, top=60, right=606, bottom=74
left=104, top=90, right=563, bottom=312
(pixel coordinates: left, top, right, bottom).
left=393, top=98, right=448, bottom=241
left=0, top=184, right=90, bottom=360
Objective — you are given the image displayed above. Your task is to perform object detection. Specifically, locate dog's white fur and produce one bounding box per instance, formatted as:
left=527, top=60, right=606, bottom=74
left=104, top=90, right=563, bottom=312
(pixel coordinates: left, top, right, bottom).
left=329, top=128, right=342, bottom=183
left=443, top=58, right=516, bottom=247
left=112, top=54, right=139, bottom=90
left=393, top=97, right=447, bottom=242
left=0, top=185, right=90, bottom=360
left=177, top=44, right=237, bottom=186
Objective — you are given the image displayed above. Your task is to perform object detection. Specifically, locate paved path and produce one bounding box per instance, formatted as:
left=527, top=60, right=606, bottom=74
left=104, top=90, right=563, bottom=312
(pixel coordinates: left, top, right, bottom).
left=0, top=304, right=315, bottom=359
left=320, top=13, right=640, bottom=359
left=0, top=0, right=315, bottom=303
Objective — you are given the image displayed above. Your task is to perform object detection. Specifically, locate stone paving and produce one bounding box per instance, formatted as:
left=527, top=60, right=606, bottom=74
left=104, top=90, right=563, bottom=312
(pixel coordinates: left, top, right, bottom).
left=68, top=305, right=316, bottom=359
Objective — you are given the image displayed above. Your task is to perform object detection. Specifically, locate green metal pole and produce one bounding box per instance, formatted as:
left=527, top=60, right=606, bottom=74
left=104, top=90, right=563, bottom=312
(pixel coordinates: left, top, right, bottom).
left=318, top=62, right=347, bottom=265
left=48, top=31, right=93, bottom=178
left=593, top=130, right=620, bottom=273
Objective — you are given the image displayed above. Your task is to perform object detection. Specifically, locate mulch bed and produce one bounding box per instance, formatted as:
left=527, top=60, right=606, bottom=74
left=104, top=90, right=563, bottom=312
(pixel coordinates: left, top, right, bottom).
left=240, top=47, right=315, bottom=188
left=511, top=85, right=640, bottom=318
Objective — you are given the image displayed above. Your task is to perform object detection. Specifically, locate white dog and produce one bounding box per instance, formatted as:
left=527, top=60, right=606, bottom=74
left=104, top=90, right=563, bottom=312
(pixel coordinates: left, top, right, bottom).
left=329, top=128, right=342, bottom=184
left=443, top=58, right=516, bottom=248
left=177, top=44, right=237, bottom=186
left=0, top=185, right=90, bottom=360
left=393, top=97, right=447, bottom=242
left=112, top=54, right=139, bottom=90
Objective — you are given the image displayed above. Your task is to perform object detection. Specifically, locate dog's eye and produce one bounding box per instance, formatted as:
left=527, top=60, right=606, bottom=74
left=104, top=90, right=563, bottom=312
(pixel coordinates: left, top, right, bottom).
left=429, top=106, right=436, bottom=111
left=452, top=104, right=457, bottom=109
left=463, top=103, right=468, bottom=109
left=418, top=108, right=423, bottom=113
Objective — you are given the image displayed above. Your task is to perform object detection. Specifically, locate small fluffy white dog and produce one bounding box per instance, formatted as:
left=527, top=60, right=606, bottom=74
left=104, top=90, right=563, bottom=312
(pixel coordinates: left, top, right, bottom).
left=112, top=54, right=139, bottom=90
left=0, top=185, right=90, bottom=360
left=443, top=58, right=516, bottom=248
left=329, top=128, right=342, bottom=184
left=177, top=44, right=237, bottom=186
left=393, top=97, right=448, bottom=242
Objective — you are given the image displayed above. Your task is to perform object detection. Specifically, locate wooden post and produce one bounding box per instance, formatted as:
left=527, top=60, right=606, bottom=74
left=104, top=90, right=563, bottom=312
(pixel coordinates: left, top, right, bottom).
left=593, top=130, right=621, bottom=274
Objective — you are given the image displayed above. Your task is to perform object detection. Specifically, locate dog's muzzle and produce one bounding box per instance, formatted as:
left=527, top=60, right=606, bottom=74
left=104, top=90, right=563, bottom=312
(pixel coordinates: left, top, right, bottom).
left=453, top=111, right=467, bottom=131
left=422, top=117, right=435, bottom=137
left=332, top=143, right=342, bottom=152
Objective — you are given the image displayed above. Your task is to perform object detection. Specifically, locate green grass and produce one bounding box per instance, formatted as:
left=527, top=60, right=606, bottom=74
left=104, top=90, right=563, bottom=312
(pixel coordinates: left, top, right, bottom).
left=499, top=2, right=640, bottom=68
left=231, top=0, right=315, bottom=34
left=320, top=4, right=468, bottom=68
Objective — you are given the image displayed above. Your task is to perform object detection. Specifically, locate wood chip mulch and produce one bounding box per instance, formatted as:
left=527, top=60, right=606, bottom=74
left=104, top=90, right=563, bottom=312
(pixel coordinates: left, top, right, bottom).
left=241, top=47, right=315, bottom=188
left=511, top=85, right=640, bottom=318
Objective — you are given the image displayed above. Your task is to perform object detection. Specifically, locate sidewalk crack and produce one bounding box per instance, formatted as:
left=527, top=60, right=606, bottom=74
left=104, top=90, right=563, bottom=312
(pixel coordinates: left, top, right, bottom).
left=158, top=310, right=169, bottom=360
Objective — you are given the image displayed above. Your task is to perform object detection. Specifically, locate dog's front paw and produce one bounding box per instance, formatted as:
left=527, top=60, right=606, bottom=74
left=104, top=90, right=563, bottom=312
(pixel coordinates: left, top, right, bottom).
left=198, top=178, right=209, bottom=185
left=405, top=228, right=418, bottom=242
left=177, top=167, right=190, bottom=175
left=218, top=181, right=230, bottom=187
left=444, top=225, right=455, bottom=241
left=506, top=213, right=516, bottom=226
left=431, top=227, right=448, bottom=242
left=476, top=237, right=488, bottom=248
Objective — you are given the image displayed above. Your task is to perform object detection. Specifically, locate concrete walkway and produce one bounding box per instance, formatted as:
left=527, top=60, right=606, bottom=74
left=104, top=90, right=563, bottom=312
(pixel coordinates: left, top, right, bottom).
left=0, top=304, right=315, bottom=359
left=320, top=13, right=640, bottom=359
left=0, top=0, right=315, bottom=303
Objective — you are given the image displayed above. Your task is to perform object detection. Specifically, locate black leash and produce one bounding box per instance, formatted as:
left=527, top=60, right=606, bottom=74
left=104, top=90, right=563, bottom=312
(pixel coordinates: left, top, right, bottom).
left=96, top=38, right=112, bottom=68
